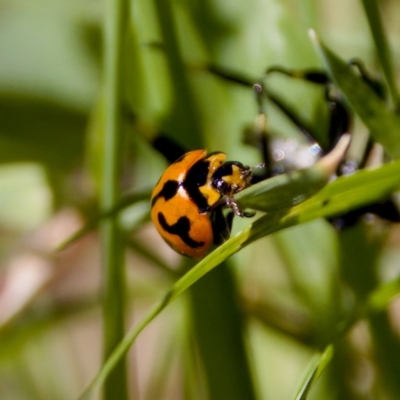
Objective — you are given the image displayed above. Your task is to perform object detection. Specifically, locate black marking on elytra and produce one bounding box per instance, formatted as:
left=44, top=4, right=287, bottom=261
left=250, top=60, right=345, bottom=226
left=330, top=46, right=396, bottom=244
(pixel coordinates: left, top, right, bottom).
left=183, top=159, right=211, bottom=210
left=151, top=180, right=180, bottom=207
left=158, top=212, right=205, bottom=248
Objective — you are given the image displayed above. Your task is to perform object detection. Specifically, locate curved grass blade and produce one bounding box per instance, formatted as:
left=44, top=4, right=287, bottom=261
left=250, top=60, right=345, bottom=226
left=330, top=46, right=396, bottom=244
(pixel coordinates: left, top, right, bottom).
left=291, top=273, right=400, bottom=400
left=236, top=134, right=351, bottom=213
left=237, top=167, right=327, bottom=213
left=288, top=162, right=400, bottom=224
left=293, top=345, right=334, bottom=400
left=309, top=30, right=400, bottom=159
left=76, top=157, right=400, bottom=400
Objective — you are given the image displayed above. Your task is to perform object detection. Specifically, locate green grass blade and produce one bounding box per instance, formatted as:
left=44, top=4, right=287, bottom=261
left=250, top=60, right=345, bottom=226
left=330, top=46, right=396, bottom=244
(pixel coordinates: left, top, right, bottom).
left=236, top=165, right=328, bottom=213
left=310, top=31, right=400, bottom=159
left=290, top=273, right=400, bottom=400
left=100, top=0, right=130, bottom=397
left=236, top=133, right=351, bottom=212
left=368, top=276, right=400, bottom=312
left=76, top=156, right=400, bottom=400
left=287, top=162, right=400, bottom=223
left=77, top=298, right=169, bottom=400
left=361, top=0, right=400, bottom=109
left=189, top=264, right=257, bottom=400
left=293, top=345, right=334, bottom=400
left=153, top=0, right=203, bottom=150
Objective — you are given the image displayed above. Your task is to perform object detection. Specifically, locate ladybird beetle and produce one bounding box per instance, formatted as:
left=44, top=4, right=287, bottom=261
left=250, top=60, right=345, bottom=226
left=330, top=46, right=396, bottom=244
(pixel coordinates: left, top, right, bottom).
left=151, top=150, right=253, bottom=258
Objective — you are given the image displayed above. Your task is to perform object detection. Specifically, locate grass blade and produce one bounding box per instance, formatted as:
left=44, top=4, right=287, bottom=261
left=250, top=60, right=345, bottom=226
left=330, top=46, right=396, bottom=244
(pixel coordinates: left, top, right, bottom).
left=309, top=30, right=400, bottom=159
left=100, top=0, right=130, bottom=397
left=291, top=272, right=400, bottom=400
left=361, top=0, right=400, bottom=109
left=76, top=156, right=400, bottom=399
left=189, top=264, right=257, bottom=400
left=293, top=345, right=334, bottom=400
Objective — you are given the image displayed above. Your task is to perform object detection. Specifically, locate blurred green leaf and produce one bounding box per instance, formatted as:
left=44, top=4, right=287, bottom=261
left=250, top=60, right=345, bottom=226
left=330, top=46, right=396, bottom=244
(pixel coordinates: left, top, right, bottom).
left=0, top=7, right=99, bottom=108
left=368, top=277, right=400, bottom=312
left=0, top=95, right=86, bottom=168
left=0, top=163, right=52, bottom=231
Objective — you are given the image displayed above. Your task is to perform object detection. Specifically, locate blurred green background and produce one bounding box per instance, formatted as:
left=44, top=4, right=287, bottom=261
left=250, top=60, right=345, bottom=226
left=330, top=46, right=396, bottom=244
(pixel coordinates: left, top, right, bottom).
left=1, top=0, right=400, bottom=399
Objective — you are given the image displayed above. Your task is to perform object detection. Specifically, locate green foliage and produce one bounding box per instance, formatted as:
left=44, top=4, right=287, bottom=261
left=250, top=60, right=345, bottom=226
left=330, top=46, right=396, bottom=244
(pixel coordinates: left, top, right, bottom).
left=1, top=1, right=400, bottom=400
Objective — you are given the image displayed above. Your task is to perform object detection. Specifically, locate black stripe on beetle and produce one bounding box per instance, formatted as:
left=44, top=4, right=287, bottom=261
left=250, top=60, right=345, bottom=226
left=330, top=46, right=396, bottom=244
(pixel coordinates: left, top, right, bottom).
left=157, top=212, right=205, bottom=248
left=183, top=159, right=210, bottom=210
left=151, top=180, right=180, bottom=207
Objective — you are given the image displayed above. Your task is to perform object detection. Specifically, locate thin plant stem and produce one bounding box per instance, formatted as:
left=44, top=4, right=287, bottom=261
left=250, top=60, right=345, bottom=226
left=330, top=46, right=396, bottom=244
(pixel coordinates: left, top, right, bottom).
left=100, top=0, right=130, bottom=397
